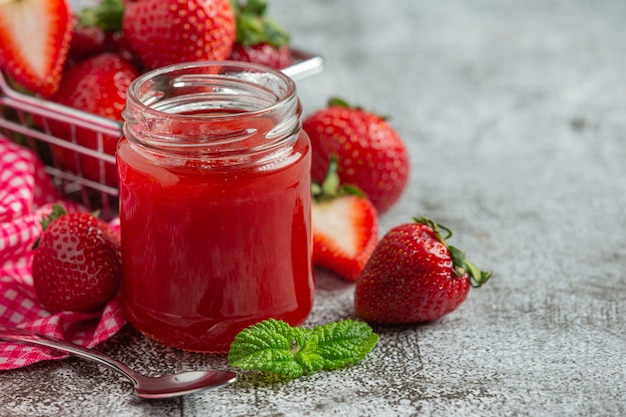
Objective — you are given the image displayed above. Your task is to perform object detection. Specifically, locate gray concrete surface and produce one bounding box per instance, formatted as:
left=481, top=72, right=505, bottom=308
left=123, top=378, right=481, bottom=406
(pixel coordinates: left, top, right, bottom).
left=2, top=0, right=626, bottom=416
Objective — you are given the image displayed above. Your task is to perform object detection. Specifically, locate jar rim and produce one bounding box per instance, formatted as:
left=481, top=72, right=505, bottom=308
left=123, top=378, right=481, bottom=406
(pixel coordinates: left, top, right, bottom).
left=125, top=60, right=298, bottom=121
left=122, top=60, right=303, bottom=165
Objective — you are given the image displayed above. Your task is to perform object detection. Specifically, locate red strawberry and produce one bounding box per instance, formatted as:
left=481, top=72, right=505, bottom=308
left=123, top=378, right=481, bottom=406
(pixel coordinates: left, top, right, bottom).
left=104, top=31, right=138, bottom=66
left=122, top=0, right=236, bottom=70
left=229, top=43, right=291, bottom=69
left=68, top=24, right=107, bottom=61
left=355, top=217, right=492, bottom=323
left=32, top=204, right=121, bottom=313
left=45, top=52, right=140, bottom=186
left=0, top=0, right=73, bottom=96
left=67, top=0, right=137, bottom=66
left=228, top=0, right=292, bottom=69
left=312, top=158, right=378, bottom=282
left=303, top=98, right=410, bottom=213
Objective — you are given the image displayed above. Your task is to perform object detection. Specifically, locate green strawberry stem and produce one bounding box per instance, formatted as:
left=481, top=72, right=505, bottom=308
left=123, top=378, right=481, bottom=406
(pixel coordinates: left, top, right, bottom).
left=326, top=97, right=391, bottom=121
left=32, top=204, right=67, bottom=249
left=448, top=245, right=492, bottom=287
left=312, top=156, right=364, bottom=202
left=41, top=204, right=66, bottom=229
left=77, top=0, right=124, bottom=32
left=414, top=216, right=492, bottom=288
left=33, top=204, right=102, bottom=250
left=328, top=97, right=352, bottom=108
left=231, top=0, right=290, bottom=47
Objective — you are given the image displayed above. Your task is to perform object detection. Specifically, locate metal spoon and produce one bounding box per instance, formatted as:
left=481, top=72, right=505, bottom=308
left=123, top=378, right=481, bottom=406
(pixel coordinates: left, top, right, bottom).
left=0, top=326, right=237, bottom=399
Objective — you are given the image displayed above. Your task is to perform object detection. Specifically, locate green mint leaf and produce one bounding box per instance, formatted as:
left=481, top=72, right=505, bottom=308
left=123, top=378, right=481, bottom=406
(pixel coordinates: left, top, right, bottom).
left=228, top=319, right=379, bottom=379
left=293, top=335, right=325, bottom=374
left=313, top=319, right=379, bottom=370
left=228, top=319, right=309, bottom=378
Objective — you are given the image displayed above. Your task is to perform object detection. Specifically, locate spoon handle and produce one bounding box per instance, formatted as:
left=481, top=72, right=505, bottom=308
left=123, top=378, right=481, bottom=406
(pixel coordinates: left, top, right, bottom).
left=0, top=326, right=140, bottom=385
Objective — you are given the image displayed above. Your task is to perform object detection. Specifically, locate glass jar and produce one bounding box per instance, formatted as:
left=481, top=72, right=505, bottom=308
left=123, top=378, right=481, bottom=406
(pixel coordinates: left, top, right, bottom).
left=117, top=61, right=314, bottom=353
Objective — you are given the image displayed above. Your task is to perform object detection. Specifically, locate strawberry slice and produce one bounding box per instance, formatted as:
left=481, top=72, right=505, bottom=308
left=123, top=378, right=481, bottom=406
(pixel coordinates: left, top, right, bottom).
left=312, top=158, right=379, bottom=282
left=0, top=0, right=74, bottom=96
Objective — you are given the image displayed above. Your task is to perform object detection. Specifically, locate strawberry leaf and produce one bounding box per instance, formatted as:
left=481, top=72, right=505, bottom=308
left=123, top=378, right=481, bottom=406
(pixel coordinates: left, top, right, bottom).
left=33, top=204, right=67, bottom=249
left=414, top=216, right=493, bottom=286
left=327, top=97, right=352, bottom=108
left=41, top=203, right=67, bottom=231
left=413, top=216, right=452, bottom=241
left=77, top=0, right=125, bottom=32
left=320, top=157, right=340, bottom=195
left=465, top=258, right=493, bottom=288
left=232, top=0, right=290, bottom=47
left=326, top=97, right=391, bottom=120
left=312, top=156, right=365, bottom=202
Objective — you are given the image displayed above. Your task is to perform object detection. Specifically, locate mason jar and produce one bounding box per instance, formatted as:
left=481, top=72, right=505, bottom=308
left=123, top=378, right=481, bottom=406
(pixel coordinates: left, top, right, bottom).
left=117, top=61, right=313, bottom=353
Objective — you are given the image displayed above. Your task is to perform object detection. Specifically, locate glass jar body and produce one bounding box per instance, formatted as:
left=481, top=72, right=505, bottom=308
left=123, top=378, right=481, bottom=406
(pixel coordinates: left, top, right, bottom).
left=117, top=62, right=313, bottom=353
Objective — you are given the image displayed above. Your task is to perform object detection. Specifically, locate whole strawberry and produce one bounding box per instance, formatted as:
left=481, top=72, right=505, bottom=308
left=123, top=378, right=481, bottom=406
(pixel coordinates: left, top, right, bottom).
left=355, top=217, right=491, bottom=323
left=312, top=158, right=378, bottom=282
left=32, top=205, right=121, bottom=313
left=122, top=0, right=236, bottom=70
left=0, top=0, right=73, bottom=96
left=46, top=52, right=140, bottom=186
left=303, top=98, right=410, bottom=213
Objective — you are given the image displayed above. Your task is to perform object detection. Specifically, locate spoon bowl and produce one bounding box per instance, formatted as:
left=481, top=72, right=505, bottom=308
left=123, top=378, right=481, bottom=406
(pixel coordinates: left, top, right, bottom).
left=0, top=326, right=237, bottom=399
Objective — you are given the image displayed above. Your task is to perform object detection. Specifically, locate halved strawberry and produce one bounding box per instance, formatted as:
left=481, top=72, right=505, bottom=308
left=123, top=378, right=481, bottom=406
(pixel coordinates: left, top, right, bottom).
left=312, top=158, right=379, bottom=282
left=0, top=0, right=74, bottom=97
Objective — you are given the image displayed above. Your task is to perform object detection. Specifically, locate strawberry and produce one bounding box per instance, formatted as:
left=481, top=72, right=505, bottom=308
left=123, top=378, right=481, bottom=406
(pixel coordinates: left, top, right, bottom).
left=45, top=52, right=140, bottom=186
left=32, top=204, right=122, bottom=313
left=67, top=0, right=137, bottom=66
left=104, top=31, right=138, bottom=66
left=312, top=158, right=378, bottom=282
left=0, top=0, right=74, bottom=96
left=303, top=98, right=410, bottom=213
left=228, top=0, right=292, bottom=69
left=229, top=43, right=291, bottom=70
left=355, top=217, right=492, bottom=324
left=122, top=0, right=236, bottom=70
left=68, top=24, right=107, bottom=61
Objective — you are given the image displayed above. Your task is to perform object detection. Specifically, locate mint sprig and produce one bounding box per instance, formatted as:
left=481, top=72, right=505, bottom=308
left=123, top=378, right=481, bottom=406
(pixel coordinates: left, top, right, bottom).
left=228, top=319, right=379, bottom=378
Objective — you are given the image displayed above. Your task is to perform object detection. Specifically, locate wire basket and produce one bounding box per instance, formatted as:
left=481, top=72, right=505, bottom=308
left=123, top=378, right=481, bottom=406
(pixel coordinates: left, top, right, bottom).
left=0, top=51, right=323, bottom=220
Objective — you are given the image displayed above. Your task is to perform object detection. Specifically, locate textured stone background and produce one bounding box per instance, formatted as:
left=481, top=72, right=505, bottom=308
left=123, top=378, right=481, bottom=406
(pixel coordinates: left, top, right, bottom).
left=2, top=0, right=626, bottom=416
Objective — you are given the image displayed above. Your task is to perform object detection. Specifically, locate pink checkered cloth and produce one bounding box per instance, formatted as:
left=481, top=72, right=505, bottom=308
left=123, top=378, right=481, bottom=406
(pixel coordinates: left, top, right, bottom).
left=0, top=136, right=126, bottom=370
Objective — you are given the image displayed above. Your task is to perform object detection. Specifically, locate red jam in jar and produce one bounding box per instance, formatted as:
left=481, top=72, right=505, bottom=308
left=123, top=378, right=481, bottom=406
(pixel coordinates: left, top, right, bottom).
left=117, top=61, right=314, bottom=352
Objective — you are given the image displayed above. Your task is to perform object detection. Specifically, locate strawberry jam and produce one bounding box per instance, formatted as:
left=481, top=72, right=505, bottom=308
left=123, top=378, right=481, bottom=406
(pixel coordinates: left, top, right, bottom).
left=117, top=62, right=314, bottom=352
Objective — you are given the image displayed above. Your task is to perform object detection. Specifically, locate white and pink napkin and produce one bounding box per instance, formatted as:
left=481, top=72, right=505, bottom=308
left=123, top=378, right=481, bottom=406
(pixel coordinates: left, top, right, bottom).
left=0, top=135, right=126, bottom=370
